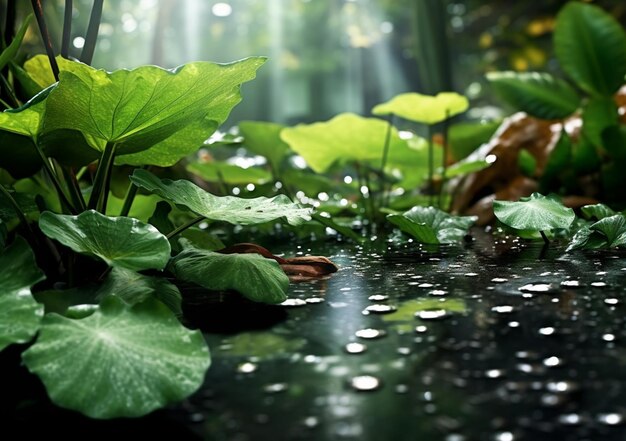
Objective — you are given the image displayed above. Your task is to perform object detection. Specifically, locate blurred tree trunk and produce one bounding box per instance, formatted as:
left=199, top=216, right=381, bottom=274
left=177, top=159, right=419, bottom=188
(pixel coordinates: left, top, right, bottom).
left=151, top=0, right=175, bottom=66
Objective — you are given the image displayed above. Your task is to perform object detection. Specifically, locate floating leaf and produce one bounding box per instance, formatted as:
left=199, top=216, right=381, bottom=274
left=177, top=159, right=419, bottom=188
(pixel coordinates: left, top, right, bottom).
left=238, top=121, right=290, bottom=172
left=42, top=58, right=266, bottom=166
left=280, top=113, right=421, bottom=173
left=187, top=161, right=272, bottom=185
left=493, top=193, right=575, bottom=232
left=0, top=237, right=45, bottom=351
left=387, top=206, right=477, bottom=244
left=98, top=267, right=182, bottom=317
left=372, top=92, right=469, bottom=124
left=581, top=204, right=616, bottom=221
left=590, top=215, right=626, bottom=247
left=22, top=297, right=210, bottom=418
left=39, top=210, right=171, bottom=271
left=130, top=169, right=311, bottom=226
left=486, top=71, right=580, bottom=119
left=217, top=332, right=305, bottom=358
left=169, top=247, right=289, bottom=304
left=554, top=2, right=626, bottom=96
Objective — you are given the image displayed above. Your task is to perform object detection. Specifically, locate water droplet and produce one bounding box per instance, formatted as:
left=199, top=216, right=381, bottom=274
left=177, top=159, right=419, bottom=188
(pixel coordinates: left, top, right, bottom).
left=543, top=356, right=562, bottom=367
left=355, top=328, right=387, bottom=339
left=416, top=309, right=448, bottom=320
left=491, top=305, right=514, bottom=313
left=602, top=333, right=616, bottom=342
left=604, top=298, right=619, bottom=305
left=362, top=304, right=397, bottom=315
left=345, top=342, right=367, bottom=354
left=560, top=280, right=581, bottom=288
left=415, top=325, right=428, bottom=333
left=264, top=383, right=288, bottom=393
left=429, top=289, right=447, bottom=296
left=558, top=413, right=581, bottom=425
left=464, top=272, right=479, bottom=277
left=491, top=278, right=508, bottom=283
left=305, top=297, right=325, bottom=304
left=485, top=369, right=504, bottom=378
left=395, top=384, right=409, bottom=393
left=368, top=294, right=389, bottom=301
left=280, top=298, right=307, bottom=307
left=303, top=416, right=319, bottom=428
left=597, top=413, right=623, bottom=425
left=397, top=347, right=411, bottom=355
left=591, top=281, right=607, bottom=287
left=519, top=283, right=554, bottom=293
left=418, top=283, right=434, bottom=288
left=508, top=321, right=520, bottom=328
left=494, top=431, right=514, bottom=441
left=546, top=381, right=576, bottom=393
left=350, top=375, right=381, bottom=391
left=539, top=327, right=555, bottom=336
left=237, top=362, right=258, bottom=373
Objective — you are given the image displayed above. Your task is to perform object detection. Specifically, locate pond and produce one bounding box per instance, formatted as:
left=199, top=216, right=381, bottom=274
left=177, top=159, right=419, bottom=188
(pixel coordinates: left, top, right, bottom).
left=4, top=232, right=626, bottom=440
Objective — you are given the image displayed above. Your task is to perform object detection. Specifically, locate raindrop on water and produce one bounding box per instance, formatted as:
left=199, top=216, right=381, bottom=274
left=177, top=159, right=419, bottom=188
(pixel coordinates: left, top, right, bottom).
left=280, top=299, right=307, bottom=307
left=345, top=342, right=367, bottom=354
left=597, top=413, right=623, bottom=425
left=519, top=283, right=555, bottom=293
left=362, top=304, right=397, bottom=315
left=355, top=328, right=387, bottom=339
left=491, top=305, right=514, bottom=313
left=416, top=309, right=448, bottom=320
left=237, top=362, right=258, bottom=373
left=368, top=294, right=389, bottom=301
left=350, top=375, right=381, bottom=391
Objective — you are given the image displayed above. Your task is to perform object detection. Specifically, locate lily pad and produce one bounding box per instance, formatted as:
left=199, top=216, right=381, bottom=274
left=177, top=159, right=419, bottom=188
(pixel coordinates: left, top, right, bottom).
left=169, top=247, right=289, bottom=304
left=98, top=267, right=182, bottom=317
left=187, top=161, right=272, bottom=185
left=238, top=121, right=290, bottom=172
left=130, top=169, right=311, bottom=226
left=39, top=210, right=171, bottom=271
left=493, top=193, right=575, bottom=232
left=42, top=58, right=266, bottom=166
left=0, top=237, right=45, bottom=351
left=387, top=206, right=477, bottom=244
left=22, top=296, right=210, bottom=418
left=372, top=92, right=469, bottom=124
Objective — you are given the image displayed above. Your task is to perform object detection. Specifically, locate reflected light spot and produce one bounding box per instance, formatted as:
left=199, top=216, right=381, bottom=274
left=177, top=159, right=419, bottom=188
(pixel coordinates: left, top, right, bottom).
left=72, top=37, right=85, bottom=49
left=212, top=2, right=233, bottom=17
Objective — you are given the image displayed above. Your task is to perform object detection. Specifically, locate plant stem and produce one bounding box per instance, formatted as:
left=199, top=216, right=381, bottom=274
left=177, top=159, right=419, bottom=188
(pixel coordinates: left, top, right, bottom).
left=166, top=216, right=205, bottom=239
left=119, top=166, right=149, bottom=217
left=427, top=124, right=434, bottom=206
left=88, top=143, right=116, bottom=211
left=34, top=143, right=76, bottom=214
left=216, top=168, right=229, bottom=196
left=354, top=162, right=371, bottom=224
left=438, top=110, right=450, bottom=210
left=61, top=0, right=72, bottom=58
left=3, top=0, right=17, bottom=48
left=30, top=0, right=59, bottom=81
left=58, top=162, right=86, bottom=211
left=380, top=116, right=393, bottom=209
left=0, top=74, right=19, bottom=108
left=540, top=230, right=550, bottom=245
left=80, top=0, right=104, bottom=65
left=0, top=184, right=34, bottom=237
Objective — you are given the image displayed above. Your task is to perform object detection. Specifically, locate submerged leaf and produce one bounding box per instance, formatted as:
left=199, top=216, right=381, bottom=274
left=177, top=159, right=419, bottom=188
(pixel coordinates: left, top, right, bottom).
left=39, top=210, right=171, bottom=271
left=130, top=169, right=311, bottom=226
left=493, top=193, right=575, bottom=232
left=372, top=92, right=468, bottom=124
left=22, top=297, right=210, bottom=418
left=0, top=237, right=45, bottom=351
left=169, top=247, right=289, bottom=304
left=387, top=206, right=476, bottom=244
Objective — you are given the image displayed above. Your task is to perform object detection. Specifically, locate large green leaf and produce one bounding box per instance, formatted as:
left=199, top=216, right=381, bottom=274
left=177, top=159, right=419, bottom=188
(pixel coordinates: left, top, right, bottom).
left=39, top=210, right=171, bottom=271
left=280, top=113, right=421, bottom=173
left=97, top=267, right=182, bottom=317
left=493, top=193, right=575, bottom=231
left=387, top=206, right=476, bottom=244
left=130, top=169, right=312, bottom=226
left=554, top=2, right=626, bottom=96
left=581, top=203, right=616, bottom=220
left=169, top=247, right=289, bottom=304
left=187, top=161, right=272, bottom=185
left=486, top=72, right=580, bottom=119
left=0, top=15, right=32, bottom=71
left=238, top=121, right=290, bottom=172
left=372, top=92, right=469, bottom=124
left=42, top=58, right=266, bottom=166
left=23, top=55, right=82, bottom=89
left=0, top=237, right=45, bottom=351
left=22, top=297, right=210, bottom=418
left=582, top=98, right=619, bottom=147
left=591, top=214, right=626, bottom=247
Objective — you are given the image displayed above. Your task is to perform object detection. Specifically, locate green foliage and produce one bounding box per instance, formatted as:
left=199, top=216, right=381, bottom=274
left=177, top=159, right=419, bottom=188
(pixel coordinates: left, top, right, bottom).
left=372, top=92, right=469, bottom=124
left=169, top=247, right=289, bottom=304
left=0, top=15, right=33, bottom=71
left=39, top=210, right=171, bottom=271
left=486, top=71, right=580, bottom=119
left=568, top=214, right=626, bottom=251
left=187, top=161, right=272, bottom=185
left=493, top=193, right=575, bottom=232
left=387, top=206, right=476, bottom=244
left=0, top=237, right=45, bottom=350
left=22, top=297, right=210, bottom=419
left=238, top=121, right=290, bottom=173
left=581, top=204, right=616, bottom=221
left=130, top=169, right=312, bottom=226
left=554, top=2, right=626, bottom=97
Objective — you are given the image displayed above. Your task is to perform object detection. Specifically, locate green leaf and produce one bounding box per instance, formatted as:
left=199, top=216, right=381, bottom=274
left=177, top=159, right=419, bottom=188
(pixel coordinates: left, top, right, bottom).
left=130, top=169, right=312, bottom=226
left=0, top=14, right=33, bottom=71
left=554, top=2, right=626, bottom=96
left=566, top=225, right=607, bottom=251
left=42, top=58, right=266, bottom=166
left=387, top=206, right=477, bottom=244
left=493, top=193, right=575, bottom=232
left=0, top=219, right=7, bottom=248
left=448, top=121, right=500, bottom=161
left=372, top=92, right=469, bottom=124
left=540, top=130, right=572, bottom=189
left=518, top=149, right=537, bottom=176
left=179, top=228, right=225, bottom=251
left=105, top=193, right=161, bottom=222
left=0, top=237, right=45, bottom=351
left=23, top=55, right=82, bottom=89
left=22, top=296, right=210, bottom=418
left=280, top=113, right=422, bottom=173
left=238, top=121, right=290, bottom=172
left=9, top=61, right=44, bottom=98
left=441, top=159, right=490, bottom=179
left=187, top=161, right=272, bottom=185
left=581, top=203, right=616, bottom=220
left=98, top=267, right=182, bottom=317
left=486, top=71, right=580, bottom=119
left=582, top=98, right=619, bottom=147
left=572, top=135, right=601, bottom=174
left=590, top=214, right=626, bottom=247
left=169, top=247, right=289, bottom=304
left=39, top=210, right=171, bottom=271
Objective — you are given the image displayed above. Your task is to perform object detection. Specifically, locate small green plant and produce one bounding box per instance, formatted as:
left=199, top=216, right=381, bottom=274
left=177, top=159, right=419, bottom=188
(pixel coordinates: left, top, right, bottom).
left=386, top=206, right=477, bottom=245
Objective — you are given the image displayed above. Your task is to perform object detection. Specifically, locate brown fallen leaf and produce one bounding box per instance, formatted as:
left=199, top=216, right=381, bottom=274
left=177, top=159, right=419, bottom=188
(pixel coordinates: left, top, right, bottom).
left=217, top=243, right=339, bottom=280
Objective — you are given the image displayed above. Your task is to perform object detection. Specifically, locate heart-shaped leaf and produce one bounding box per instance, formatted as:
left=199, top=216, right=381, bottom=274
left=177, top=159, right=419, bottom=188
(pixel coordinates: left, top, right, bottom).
left=280, top=113, right=422, bottom=173
left=238, top=121, right=290, bottom=172
left=42, top=57, right=266, bottom=166
left=187, top=161, right=272, bottom=185
left=554, top=2, right=626, bottom=96
left=22, top=296, right=210, bottom=418
left=486, top=71, right=580, bottom=119
left=0, top=237, right=45, bottom=351
left=387, top=206, right=477, bottom=244
left=39, top=210, right=171, bottom=271
left=372, top=92, right=469, bottom=124
left=169, top=247, right=289, bottom=304
left=97, top=267, right=182, bottom=317
left=130, top=169, right=311, bottom=226
left=493, top=193, right=575, bottom=232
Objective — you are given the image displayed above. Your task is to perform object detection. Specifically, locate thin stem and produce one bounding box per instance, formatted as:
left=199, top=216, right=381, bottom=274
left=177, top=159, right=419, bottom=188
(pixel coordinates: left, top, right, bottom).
left=166, top=216, right=205, bottom=239
left=0, top=73, right=20, bottom=108
left=3, top=0, right=17, bottom=48
left=380, top=116, right=393, bottom=209
left=75, top=166, right=88, bottom=180
left=540, top=230, right=550, bottom=245
left=216, top=168, right=229, bottom=196
left=119, top=166, right=149, bottom=217
left=427, top=125, right=434, bottom=206
left=30, top=0, right=60, bottom=81
left=61, top=0, right=73, bottom=58
left=34, top=143, right=76, bottom=213
left=58, top=162, right=86, bottom=211
left=0, top=96, right=13, bottom=110
left=80, top=0, right=104, bottom=65
left=88, top=143, right=116, bottom=211
left=99, top=147, right=117, bottom=214
left=354, top=162, right=371, bottom=223
left=438, top=111, right=450, bottom=209
left=0, top=184, right=34, bottom=237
